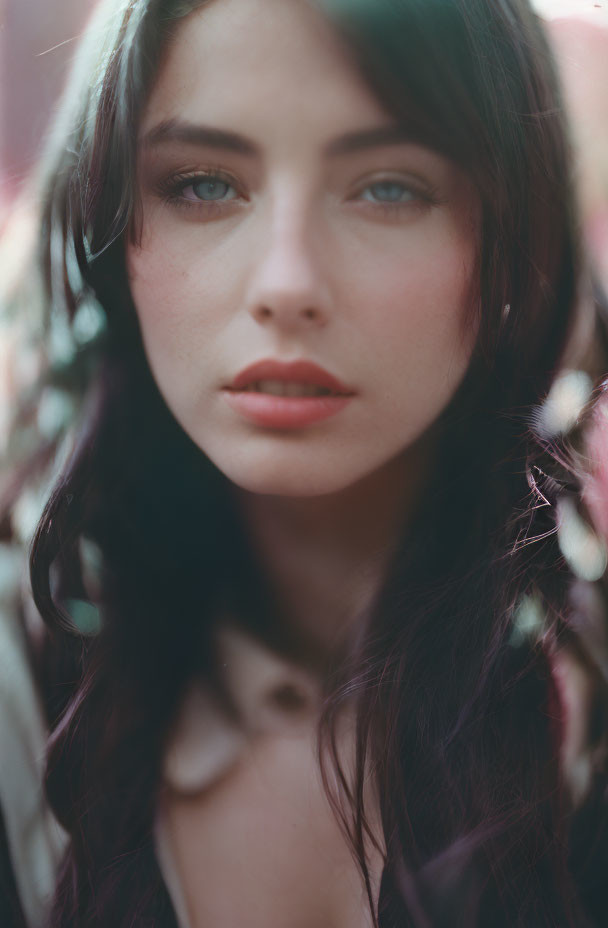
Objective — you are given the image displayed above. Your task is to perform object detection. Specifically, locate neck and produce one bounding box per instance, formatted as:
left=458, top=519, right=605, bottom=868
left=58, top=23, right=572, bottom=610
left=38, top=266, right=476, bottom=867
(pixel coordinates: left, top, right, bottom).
left=232, top=447, right=428, bottom=661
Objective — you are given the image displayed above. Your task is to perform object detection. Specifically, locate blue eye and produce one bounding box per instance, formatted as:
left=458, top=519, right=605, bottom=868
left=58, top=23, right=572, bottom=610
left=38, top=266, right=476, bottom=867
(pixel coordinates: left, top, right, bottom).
left=158, top=169, right=244, bottom=216
left=361, top=181, right=415, bottom=204
left=185, top=176, right=236, bottom=202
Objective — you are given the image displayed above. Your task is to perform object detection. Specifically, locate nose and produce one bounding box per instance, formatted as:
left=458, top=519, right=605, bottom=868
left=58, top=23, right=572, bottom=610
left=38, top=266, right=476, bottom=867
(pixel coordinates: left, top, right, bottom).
left=245, top=205, right=331, bottom=330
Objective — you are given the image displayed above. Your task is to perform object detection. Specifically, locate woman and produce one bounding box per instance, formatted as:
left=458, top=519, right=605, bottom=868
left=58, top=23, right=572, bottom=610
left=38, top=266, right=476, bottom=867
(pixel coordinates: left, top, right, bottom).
left=1, top=0, right=607, bottom=924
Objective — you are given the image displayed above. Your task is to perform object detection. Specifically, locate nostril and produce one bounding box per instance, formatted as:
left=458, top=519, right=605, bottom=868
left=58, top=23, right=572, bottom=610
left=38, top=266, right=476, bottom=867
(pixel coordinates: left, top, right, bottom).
left=249, top=301, right=328, bottom=327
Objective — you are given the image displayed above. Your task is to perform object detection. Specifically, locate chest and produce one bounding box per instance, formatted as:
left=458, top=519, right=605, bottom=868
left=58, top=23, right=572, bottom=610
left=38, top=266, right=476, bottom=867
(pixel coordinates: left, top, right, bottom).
left=158, top=722, right=383, bottom=928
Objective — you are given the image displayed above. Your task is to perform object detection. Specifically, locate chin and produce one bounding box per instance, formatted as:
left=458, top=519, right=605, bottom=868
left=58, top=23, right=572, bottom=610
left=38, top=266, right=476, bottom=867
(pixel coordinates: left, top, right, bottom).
left=219, top=466, right=359, bottom=499
left=206, top=449, right=373, bottom=499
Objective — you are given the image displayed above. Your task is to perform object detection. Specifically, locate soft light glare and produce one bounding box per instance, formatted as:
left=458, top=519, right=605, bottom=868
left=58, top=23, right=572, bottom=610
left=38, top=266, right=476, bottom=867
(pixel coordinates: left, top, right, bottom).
left=72, top=298, right=106, bottom=345
left=510, top=594, right=546, bottom=645
left=535, top=369, right=593, bottom=437
left=557, top=495, right=608, bottom=581
left=36, top=388, right=75, bottom=441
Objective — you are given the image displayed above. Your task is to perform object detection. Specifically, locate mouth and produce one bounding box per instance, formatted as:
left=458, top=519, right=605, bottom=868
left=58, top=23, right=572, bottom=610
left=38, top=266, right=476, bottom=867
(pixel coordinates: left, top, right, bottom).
left=223, top=359, right=355, bottom=428
left=225, top=358, right=355, bottom=397
left=234, top=380, right=335, bottom=397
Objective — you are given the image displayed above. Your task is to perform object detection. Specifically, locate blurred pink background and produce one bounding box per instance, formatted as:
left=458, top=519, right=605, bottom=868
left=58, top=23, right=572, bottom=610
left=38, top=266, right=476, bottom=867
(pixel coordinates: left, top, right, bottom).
left=0, top=0, right=95, bottom=220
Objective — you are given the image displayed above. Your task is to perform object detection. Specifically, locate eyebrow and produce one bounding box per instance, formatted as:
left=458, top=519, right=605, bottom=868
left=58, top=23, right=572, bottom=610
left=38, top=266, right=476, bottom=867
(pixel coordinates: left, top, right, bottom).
left=140, top=119, right=417, bottom=158
left=141, top=120, right=259, bottom=155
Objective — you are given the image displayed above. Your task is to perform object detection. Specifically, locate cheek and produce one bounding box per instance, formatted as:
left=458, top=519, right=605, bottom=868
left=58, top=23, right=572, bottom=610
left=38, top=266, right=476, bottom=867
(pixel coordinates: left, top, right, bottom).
left=349, top=224, right=478, bottom=380
left=126, top=231, right=233, bottom=363
left=127, top=230, right=185, bottom=333
left=126, top=240, right=207, bottom=422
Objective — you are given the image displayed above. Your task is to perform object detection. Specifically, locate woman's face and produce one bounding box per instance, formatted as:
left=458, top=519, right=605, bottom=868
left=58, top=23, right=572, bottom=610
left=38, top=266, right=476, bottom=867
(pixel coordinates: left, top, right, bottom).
left=127, top=0, right=480, bottom=497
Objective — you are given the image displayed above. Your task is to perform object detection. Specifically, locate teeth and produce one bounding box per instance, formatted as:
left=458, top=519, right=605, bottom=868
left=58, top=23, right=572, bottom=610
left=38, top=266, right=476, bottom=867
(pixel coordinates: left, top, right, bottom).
left=243, top=380, right=332, bottom=397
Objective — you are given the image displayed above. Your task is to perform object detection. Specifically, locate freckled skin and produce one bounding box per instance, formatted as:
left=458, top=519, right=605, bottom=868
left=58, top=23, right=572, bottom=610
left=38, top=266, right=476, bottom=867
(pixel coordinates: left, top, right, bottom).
left=127, top=0, right=481, bottom=500
left=125, top=1, right=483, bottom=922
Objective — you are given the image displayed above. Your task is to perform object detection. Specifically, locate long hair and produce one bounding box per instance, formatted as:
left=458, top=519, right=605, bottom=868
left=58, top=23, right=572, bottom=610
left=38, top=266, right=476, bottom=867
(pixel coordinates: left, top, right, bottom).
left=2, top=0, right=607, bottom=924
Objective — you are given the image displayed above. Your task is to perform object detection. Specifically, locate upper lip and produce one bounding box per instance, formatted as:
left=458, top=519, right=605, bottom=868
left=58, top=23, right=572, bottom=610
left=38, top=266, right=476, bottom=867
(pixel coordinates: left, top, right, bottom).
left=227, top=359, right=355, bottom=394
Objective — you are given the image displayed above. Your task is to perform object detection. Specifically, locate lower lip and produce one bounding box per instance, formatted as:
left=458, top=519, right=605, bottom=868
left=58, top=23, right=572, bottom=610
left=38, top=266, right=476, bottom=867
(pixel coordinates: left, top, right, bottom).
left=222, top=390, right=354, bottom=428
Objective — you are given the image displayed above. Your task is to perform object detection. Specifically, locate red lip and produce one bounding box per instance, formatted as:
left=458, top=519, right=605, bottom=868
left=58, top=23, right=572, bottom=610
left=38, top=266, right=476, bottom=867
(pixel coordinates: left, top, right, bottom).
left=227, top=359, right=354, bottom=395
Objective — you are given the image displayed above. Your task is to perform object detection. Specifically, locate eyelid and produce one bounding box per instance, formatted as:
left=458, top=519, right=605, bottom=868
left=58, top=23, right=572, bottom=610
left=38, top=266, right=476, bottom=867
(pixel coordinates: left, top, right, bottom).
left=153, top=164, right=441, bottom=215
left=156, top=165, right=247, bottom=204
left=349, top=171, right=436, bottom=201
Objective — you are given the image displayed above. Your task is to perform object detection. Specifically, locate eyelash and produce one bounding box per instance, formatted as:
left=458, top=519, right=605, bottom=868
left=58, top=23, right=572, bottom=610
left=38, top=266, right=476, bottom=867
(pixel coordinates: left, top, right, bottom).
left=157, top=168, right=438, bottom=217
left=357, top=180, right=439, bottom=216
left=158, top=167, right=241, bottom=214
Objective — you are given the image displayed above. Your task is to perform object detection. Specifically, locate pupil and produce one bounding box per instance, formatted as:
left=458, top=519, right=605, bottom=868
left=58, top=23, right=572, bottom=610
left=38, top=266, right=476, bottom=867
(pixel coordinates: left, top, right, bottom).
left=192, top=178, right=229, bottom=201
left=371, top=182, right=407, bottom=202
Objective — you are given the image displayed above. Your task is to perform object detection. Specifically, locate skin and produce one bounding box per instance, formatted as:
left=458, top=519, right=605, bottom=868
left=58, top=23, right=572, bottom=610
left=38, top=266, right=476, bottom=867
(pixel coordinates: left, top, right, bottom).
left=125, top=0, right=482, bottom=921
left=128, top=0, right=483, bottom=618
left=127, top=0, right=481, bottom=653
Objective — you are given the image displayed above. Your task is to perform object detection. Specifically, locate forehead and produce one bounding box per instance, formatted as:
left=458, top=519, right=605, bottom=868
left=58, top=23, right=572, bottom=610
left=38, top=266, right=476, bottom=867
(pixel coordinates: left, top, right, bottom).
left=140, top=0, right=392, bottom=139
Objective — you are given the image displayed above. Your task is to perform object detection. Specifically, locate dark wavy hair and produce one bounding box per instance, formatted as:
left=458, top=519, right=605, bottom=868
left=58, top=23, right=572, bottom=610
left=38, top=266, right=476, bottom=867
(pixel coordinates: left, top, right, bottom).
left=3, top=0, right=608, bottom=924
